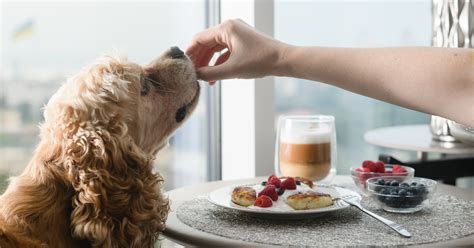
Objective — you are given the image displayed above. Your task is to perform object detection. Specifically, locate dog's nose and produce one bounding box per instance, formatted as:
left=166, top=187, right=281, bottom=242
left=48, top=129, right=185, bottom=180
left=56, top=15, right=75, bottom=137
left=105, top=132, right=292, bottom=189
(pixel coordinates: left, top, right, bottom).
left=169, top=46, right=185, bottom=59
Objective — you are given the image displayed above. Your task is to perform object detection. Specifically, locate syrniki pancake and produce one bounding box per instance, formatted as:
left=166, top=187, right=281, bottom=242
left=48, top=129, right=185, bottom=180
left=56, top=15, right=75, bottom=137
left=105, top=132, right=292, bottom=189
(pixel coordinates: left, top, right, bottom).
left=286, top=191, right=333, bottom=210
left=231, top=186, right=257, bottom=207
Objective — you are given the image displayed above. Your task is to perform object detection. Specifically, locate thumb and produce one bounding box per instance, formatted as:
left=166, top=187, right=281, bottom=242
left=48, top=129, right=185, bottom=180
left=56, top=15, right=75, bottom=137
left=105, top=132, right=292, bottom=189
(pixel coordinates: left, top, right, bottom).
left=197, top=65, right=232, bottom=82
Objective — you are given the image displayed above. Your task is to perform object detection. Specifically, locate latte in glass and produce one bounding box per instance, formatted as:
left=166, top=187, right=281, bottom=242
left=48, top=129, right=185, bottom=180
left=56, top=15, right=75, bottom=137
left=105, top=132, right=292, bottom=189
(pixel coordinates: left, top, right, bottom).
left=279, top=128, right=331, bottom=181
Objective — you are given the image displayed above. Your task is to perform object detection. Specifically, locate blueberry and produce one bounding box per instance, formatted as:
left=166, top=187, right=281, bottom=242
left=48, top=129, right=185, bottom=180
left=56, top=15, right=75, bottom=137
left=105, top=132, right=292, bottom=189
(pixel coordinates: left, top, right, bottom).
left=400, top=182, right=410, bottom=188
left=377, top=179, right=385, bottom=185
left=261, top=181, right=267, bottom=186
left=410, top=182, right=418, bottom=187
left=417, top=184, right=427, bottom=194
left=374, top=186, right=381, bottom=192
left=377, top=188, right=389, bottom=202
left=379, top=188, right=389, bottom=195
left=404, top=191, right=417, bottom=207
left=399, top=189, right=408, bottom=197
left=390, top=180, right=399, bottom=187
left=411, top=196, right=424, bottom=205
left=385, top=181, right=392, bottom=186
left=394, top=199, right=404, bottom=208
left=277, top=188, right=285, bottom=195
left=296, top=180, right=301, bottom=185
left=408, top=187, right=418, bottom=195
left=389, top=189, right=399, bottom=195
left=385, top=196, right=400, bottom=207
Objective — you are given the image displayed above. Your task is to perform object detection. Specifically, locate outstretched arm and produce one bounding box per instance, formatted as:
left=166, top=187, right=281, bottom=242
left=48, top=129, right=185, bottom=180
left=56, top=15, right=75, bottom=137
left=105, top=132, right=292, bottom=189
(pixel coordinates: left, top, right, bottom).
left=187, top=19, right=474, bottom=126
left=279, top=46, right=474, bottom=126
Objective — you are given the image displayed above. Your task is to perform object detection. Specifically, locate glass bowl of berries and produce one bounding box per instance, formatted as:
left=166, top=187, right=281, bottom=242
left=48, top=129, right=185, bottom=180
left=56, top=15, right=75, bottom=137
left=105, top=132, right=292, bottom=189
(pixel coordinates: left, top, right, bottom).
left=366, top=176, right=437, bottom=213
left=350, top=161, right=414, bottom=195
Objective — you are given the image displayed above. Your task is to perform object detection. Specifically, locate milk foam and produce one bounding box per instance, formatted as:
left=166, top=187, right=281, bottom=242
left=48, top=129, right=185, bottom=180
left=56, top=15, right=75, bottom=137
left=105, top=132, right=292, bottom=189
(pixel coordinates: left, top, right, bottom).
left=280, top=127, right=331, bottom=144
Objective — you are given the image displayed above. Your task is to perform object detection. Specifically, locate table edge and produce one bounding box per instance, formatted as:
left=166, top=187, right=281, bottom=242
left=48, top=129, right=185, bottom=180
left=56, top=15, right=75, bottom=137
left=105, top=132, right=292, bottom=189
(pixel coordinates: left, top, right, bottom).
left=162, top=176, right=474, bottom=247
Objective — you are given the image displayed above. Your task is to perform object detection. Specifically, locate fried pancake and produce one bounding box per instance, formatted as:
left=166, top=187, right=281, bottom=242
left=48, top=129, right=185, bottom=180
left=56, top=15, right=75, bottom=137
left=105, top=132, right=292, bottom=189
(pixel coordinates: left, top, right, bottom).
left=286, top=191, right=333, bottom=210
left=231, top=186, right=257, bottom=207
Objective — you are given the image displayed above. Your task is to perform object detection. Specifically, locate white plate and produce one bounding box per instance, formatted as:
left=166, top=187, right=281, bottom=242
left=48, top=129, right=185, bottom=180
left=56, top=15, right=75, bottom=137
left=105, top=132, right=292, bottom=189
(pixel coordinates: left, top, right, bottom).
left=207, top=183, right=360, bottom=219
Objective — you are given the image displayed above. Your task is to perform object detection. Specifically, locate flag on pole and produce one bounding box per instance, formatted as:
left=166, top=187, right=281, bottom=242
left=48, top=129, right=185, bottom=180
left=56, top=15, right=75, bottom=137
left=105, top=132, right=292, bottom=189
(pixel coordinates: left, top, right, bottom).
left=12, top=19, right=34, bottom=41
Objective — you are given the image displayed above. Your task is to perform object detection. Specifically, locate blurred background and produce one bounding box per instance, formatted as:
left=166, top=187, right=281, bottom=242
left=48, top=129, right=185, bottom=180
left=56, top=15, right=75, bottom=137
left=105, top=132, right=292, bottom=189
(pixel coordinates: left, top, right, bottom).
left=0, top=1, right=210, bottom=191
left=274, top=0, right=431, bottom=175
left=0, top=0, right=457, bottom=194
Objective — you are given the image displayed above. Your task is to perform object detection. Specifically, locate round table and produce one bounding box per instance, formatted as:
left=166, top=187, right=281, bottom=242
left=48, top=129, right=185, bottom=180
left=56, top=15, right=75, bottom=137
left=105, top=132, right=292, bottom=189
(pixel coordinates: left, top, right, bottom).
left=162, top=176, right=474, bottom=247
left=364, top=124, right=474, bottom=159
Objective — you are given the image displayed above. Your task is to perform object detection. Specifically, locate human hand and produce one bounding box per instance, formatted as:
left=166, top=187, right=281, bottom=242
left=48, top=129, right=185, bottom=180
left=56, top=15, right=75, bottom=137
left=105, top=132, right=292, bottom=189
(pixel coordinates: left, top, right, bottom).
left=186, top=19, right=288, bottom=84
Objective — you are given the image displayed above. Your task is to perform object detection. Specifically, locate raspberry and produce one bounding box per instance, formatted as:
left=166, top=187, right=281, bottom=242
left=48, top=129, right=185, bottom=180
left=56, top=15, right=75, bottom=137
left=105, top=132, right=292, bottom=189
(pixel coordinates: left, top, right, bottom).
left=281, top=177, right=297, bottom=190
left=363, top=160, right=380, bottom=172
left=362, top=160, right=375, bottom=169
left=254, top=195, right=273, bottom=208
left=267, top=175, right=281, bottom=188
left=258, top=185, right=278, bottom=201
left=392, top=165, right=407, bottom=173
left=374, top=161, right=385, bottom=173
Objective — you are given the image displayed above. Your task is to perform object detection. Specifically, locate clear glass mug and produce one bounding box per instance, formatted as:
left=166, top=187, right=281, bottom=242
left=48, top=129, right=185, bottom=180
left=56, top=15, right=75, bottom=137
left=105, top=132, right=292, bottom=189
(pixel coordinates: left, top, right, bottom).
left=274, top=115, right=337, bottom=182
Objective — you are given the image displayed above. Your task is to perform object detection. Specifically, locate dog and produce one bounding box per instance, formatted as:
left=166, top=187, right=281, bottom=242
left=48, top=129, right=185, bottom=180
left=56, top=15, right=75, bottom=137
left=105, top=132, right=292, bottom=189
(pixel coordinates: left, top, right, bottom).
left=0, top=46, right=200, bottom=248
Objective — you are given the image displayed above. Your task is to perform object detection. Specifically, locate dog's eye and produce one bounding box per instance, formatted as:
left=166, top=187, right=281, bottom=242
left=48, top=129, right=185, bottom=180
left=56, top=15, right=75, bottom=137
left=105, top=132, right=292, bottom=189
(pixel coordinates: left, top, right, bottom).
left=175, top=106, right=187, bottom=123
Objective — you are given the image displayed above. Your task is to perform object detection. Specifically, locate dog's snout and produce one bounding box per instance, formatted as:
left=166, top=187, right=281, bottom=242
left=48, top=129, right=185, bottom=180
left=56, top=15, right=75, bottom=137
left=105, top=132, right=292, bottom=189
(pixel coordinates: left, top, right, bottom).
left=168, top=46, right=185, bottom=59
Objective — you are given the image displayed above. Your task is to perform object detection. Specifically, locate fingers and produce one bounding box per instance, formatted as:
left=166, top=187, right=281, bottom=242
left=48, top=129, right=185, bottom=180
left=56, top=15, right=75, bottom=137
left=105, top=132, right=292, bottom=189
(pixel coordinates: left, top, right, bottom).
left=197, top=50, right=232, bottom=83
left=195, top=44, right=227, bottom=68
left=186, top=25, right=230, bottom=80
left=187, top=19, right=247, bottom=84
left=186, top=24, right=227, bottom=56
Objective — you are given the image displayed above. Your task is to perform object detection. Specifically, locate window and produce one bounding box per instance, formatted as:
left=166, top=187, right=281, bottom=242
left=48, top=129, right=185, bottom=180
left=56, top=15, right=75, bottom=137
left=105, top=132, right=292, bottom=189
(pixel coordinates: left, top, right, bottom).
left=274, top=0, right=432, bottom=174
left=0, top=1, right=211, bottom=192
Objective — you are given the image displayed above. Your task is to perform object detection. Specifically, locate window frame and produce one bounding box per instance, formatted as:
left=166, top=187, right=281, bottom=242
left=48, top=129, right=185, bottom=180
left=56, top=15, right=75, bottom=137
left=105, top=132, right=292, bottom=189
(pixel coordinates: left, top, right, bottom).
left=205, top=0, right=223, bottom=181
left=220, top=0, right=276, bottom=180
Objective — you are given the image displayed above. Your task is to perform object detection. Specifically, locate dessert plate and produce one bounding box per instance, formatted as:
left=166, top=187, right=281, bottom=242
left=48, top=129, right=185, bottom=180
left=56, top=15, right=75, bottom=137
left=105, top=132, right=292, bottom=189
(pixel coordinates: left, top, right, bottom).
left=207, top=183, right=360, bottom=219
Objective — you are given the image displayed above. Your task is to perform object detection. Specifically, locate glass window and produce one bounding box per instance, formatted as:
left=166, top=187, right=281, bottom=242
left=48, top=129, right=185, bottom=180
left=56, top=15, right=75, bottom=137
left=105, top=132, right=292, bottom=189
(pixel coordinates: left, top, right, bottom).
left=274, top=0, right=432, bottom=174
left=0, top=1, right=209, bottom=192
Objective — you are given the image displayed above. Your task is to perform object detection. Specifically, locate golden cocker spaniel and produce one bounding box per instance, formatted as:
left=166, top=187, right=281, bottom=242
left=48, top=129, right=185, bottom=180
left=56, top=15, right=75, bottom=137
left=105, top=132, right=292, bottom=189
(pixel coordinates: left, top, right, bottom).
left=0, top=47, right=200, bottom=248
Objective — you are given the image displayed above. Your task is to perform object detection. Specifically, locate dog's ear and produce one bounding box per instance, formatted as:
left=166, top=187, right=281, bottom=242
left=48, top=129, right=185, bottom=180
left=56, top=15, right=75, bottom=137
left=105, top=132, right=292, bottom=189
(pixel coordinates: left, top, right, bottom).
left=66, top=121, right=168, bottom=247
left=59, top=59, right=169, bottom=247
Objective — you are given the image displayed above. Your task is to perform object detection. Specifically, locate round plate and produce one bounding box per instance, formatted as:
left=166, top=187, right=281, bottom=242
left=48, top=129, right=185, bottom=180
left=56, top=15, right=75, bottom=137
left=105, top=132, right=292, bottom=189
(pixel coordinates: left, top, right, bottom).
left=207, top=183, right=360, bottom=219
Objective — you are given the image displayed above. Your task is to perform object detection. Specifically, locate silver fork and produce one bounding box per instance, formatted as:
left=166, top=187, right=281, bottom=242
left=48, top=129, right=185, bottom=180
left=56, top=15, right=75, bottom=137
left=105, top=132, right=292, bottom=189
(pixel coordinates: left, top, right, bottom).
left=339, top=194, right=412, bottom=238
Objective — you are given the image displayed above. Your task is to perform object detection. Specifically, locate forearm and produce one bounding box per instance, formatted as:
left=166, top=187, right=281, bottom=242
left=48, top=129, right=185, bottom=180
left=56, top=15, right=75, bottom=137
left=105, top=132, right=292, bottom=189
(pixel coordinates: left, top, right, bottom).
left=276, top=46, right=474, bottom=126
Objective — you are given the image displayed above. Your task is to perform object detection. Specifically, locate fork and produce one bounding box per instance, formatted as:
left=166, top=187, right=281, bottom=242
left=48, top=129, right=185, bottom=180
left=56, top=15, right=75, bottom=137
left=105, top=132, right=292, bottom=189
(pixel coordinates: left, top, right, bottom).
left=339, top=194, right=412, bottom=238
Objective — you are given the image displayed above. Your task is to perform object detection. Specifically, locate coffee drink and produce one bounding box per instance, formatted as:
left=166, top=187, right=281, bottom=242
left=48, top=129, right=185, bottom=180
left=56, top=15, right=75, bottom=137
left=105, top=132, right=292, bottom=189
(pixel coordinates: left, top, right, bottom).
left=279, top=129, right=331, bottom=181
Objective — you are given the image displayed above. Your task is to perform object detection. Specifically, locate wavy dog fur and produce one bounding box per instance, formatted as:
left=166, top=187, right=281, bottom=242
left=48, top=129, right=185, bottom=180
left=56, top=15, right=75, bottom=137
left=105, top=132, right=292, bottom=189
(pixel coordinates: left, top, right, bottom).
left=0, top=50, right=199, bottom=247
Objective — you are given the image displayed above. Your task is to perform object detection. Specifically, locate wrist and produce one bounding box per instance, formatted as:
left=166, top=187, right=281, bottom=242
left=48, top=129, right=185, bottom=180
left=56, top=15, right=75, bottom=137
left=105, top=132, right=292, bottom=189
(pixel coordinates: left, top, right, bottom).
left=272, top=43, right=295, bottom=77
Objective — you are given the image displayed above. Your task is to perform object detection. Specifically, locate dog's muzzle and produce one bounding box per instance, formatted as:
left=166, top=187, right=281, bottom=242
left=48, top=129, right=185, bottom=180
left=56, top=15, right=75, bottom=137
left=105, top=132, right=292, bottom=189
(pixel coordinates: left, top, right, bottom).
left=175, top=81, right=200, bottom=123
